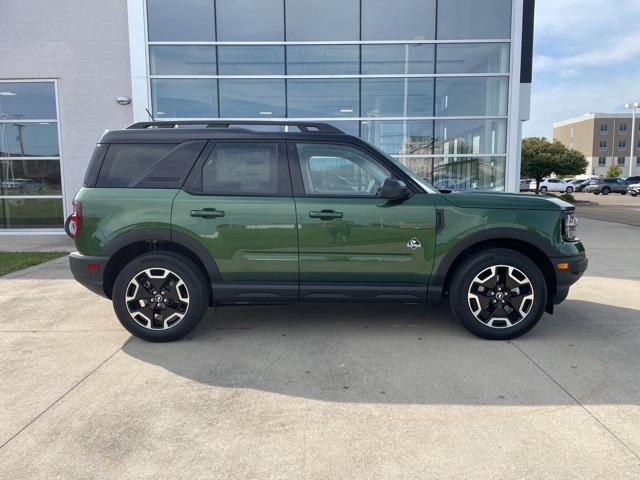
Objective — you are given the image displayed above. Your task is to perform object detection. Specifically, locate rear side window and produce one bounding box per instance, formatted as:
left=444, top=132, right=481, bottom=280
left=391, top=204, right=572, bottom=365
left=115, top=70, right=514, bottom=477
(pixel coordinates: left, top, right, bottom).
left=83, top=143, right=109, bottom=187
left=96, top=142, right=205, bottom=188
left=200, top=142, right=290, bottom=195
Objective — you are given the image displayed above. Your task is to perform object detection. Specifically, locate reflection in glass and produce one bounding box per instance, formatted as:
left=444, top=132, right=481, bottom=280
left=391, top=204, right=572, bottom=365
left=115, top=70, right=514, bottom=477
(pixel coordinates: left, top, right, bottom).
left=361, top=79, right=434, bottom=117
left=325, top=121, right=360, bottom=137
left=436, top=43, right=510, bottom=73
left=287, top=80, right=359, bottom=118
left=395, top=156, right=433, bottom=179
left=434, top=119, right=507, bottom=155
left=362, top=0, right=436, bottom=40
left=0, top=160, right=62, bottom=195
left=218, top=46, right=285, bottom=75
left=287, top=46, right=359, bottom=75
left=151, top=79, right=218, bottom=118
left=435, top=77, right=508, bottom=116
left=437, top=0, right=512, bottom=40
left=0, top=122, right=59, bottom=157
left=361, top=44, right=435, bottom=74
left=285, top=0, right=359, bottom=41
left=0, top=198, right=64, bottom=228
left=146, top=0, right=215, bottom=41
left=361, top=120, right=434, bottom=156
left=216, top=0, right=284, bottom=40
left=149, top=46, right=216, bottom=75
left=432, top=156, right=505, bottom=191
left=219, top=80, right=285, bottom=117
left=0, top=82, right=57, bottom=120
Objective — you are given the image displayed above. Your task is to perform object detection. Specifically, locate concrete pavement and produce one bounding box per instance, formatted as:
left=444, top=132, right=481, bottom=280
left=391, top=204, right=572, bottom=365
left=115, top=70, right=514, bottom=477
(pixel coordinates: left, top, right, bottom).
left=0, top=219, right=639, bottom=479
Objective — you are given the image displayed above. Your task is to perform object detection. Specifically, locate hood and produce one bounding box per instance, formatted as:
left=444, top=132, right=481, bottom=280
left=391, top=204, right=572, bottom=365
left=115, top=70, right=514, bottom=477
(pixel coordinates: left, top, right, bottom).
left=441, top=191, right=573, bottom=211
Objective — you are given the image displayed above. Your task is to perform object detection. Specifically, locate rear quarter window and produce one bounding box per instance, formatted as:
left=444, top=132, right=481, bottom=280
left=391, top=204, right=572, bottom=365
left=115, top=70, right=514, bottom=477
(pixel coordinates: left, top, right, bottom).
left=96, top=142, right=206, bottom=188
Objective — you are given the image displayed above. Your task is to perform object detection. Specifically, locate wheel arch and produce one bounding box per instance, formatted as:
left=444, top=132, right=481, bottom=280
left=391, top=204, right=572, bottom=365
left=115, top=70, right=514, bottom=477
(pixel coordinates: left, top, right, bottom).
left=428, top=228, right=558, bottom=310
left=101, top=229, right=221, bottom=301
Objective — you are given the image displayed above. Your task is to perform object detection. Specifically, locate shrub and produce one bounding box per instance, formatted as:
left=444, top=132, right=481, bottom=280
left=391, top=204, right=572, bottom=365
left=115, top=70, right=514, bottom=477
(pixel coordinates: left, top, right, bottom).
left=559, top=192, right=575, bottom=203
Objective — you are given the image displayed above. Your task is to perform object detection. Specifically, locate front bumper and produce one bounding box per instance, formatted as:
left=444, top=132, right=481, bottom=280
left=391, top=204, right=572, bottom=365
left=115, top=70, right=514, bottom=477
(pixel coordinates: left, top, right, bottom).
left=549, top=253, right=588, bottom=305
left=69, top=252, right=110, bottom=298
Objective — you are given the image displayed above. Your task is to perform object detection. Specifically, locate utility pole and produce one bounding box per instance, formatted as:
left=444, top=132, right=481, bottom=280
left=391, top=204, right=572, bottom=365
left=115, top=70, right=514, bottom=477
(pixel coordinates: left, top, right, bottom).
left=625, top=103, right=640, bottom=177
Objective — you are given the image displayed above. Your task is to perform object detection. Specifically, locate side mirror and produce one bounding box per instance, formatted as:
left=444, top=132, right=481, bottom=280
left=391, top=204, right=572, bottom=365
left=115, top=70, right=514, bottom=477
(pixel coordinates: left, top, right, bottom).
left=379, top=178, right=409, bottom=201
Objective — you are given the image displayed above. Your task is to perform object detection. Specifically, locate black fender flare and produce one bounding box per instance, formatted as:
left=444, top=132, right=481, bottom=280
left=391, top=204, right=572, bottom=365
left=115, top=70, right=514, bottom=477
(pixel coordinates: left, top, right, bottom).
left=102, top=228, right=222, bottom=282
left=427, top=227, right=557, bottom=303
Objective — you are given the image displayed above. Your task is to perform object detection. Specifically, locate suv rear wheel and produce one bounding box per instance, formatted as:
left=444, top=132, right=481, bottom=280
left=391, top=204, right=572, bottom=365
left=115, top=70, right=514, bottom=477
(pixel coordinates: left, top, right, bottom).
left=602, top=187, right=611, bottom=195
left=539, top=186, right=548, bottom=193
left=449, top=248, right=548, bottom=340
left=112, top=252, right=209, bottom=342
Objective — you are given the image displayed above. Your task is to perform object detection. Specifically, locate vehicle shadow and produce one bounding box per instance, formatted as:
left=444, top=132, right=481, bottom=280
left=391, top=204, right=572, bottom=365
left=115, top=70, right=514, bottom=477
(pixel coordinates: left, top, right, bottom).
left=122, top=299, right=640, bottom=406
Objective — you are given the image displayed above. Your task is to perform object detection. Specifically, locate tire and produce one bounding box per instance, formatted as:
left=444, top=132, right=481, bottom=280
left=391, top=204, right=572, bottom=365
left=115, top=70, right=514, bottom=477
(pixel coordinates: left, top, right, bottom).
left=566, top=186, right=574, bottom=193
left=602, top=187, right=610, bottom=195
left=449, top=248, right=548, bottom=340
left=621, top=191, right=627, bottom=195
left=112, top=252, right=209, bottom=342
left=631, top=192, right=638, bottom=197
left=539, top=186, right=548, bottom=193
left=593, top=192, right=600, bottom=195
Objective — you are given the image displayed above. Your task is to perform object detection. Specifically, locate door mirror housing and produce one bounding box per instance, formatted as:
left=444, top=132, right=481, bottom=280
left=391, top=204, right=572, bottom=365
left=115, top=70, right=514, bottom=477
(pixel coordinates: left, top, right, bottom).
left=379, top=178, right=409, bottom=201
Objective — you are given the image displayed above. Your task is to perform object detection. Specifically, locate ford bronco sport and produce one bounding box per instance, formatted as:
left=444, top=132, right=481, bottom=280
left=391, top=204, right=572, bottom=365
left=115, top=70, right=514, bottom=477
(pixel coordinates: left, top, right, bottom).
left=67, top=121, right=587, bottom=342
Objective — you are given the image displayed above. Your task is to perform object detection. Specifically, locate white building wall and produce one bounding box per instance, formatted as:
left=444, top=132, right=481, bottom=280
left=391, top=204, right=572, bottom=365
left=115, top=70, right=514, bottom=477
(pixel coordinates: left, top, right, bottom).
left=0, top=0, right=133, bottom=215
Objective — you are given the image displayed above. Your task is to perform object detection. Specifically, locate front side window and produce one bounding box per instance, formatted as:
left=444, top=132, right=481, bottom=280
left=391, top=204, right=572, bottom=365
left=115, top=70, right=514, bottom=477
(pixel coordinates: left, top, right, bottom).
left=296, top=143, right=390, bottom=196
left=201, top=142, right=287, bottom=195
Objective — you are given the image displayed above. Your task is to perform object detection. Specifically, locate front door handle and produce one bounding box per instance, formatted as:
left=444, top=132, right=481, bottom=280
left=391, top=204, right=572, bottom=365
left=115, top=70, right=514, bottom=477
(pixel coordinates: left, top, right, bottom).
left=309, top=210, right=343, bottom=220
left=190, top=208, right=225, bottom=219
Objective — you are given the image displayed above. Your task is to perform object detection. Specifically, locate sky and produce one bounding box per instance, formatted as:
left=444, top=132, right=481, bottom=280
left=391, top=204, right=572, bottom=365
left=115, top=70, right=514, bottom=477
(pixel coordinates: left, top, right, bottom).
left=523, top=0, right=640, bottom=139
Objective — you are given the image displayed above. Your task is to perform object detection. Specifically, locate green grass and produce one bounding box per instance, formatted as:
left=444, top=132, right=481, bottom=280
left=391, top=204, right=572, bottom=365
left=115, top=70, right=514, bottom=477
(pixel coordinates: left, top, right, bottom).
left=0, top=252, right=67, bottom=277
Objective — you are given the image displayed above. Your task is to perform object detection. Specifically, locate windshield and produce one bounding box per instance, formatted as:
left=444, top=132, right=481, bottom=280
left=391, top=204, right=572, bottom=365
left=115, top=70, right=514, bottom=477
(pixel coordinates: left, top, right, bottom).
left=369, top=145, right=439, bottom=194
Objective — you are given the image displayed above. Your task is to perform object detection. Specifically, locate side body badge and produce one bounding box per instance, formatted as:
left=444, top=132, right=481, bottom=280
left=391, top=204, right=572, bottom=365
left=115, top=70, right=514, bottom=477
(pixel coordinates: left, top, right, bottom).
left=406, top=238, right=422, bottom=250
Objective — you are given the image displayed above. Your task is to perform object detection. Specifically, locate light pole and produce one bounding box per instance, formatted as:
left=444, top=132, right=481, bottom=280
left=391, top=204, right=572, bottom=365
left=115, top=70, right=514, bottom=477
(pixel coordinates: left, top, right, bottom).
left=625, top=102, right=640, bottom=178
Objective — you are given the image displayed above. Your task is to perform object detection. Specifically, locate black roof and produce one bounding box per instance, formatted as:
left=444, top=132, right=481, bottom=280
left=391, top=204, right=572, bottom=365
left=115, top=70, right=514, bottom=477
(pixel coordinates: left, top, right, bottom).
left=99, top=120, right=357, bottom=144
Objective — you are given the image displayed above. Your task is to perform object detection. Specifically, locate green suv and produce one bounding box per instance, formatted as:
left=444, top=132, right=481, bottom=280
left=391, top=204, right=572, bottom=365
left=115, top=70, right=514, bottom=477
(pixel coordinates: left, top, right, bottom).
left=67, top=121, right=587, bottom=342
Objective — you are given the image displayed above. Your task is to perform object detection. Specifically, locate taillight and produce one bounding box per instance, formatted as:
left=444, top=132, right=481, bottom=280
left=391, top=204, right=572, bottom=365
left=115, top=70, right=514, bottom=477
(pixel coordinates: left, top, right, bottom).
left=66, top=201, right=82, bottom=238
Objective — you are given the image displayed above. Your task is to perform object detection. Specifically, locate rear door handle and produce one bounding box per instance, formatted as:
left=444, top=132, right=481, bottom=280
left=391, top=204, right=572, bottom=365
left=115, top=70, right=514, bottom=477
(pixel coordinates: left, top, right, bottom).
left=309, top=210, right=343, bottom=220
left=190, top=208, right=225, bottom=219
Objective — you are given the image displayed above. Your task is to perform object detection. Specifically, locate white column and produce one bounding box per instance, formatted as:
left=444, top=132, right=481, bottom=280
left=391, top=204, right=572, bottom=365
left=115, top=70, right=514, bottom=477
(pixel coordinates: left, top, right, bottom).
left=127, top=0, right=150, bottom=123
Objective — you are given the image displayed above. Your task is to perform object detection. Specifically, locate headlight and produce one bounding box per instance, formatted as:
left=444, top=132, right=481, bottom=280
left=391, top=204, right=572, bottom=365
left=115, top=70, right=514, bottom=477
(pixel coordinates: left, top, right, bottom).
left=562, top=212, right=578, bottom=241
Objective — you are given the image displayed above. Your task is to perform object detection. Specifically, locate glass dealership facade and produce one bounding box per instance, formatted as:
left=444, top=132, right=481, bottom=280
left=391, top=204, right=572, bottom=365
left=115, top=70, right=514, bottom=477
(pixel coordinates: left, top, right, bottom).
left=0, top=0, right=531, bottom=230
left=0, top=80, right=65, bottom=228
left=142, top=0, right=515, bottom=191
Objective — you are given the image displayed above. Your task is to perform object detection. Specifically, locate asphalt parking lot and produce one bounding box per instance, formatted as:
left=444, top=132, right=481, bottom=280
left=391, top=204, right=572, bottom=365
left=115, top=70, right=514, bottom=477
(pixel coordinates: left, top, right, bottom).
left=1, top=217, right=640, bottom=479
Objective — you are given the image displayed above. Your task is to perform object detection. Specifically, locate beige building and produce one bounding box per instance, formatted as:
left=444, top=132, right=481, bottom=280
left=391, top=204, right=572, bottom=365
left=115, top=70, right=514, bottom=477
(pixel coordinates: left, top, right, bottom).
left=553, top=113, right=640, bottom=176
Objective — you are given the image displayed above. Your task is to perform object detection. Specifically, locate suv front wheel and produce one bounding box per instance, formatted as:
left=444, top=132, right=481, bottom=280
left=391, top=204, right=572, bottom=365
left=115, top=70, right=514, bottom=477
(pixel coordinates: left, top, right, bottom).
left=112, top=252, right=209, bottom=342
left=449, top=249, right=548, bottom=340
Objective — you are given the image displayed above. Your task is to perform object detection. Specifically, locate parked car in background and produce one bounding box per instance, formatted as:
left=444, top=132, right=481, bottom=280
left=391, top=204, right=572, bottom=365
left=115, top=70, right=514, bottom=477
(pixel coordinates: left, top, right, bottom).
left=624, top=176, right=640, bottom=185
left=584, top=178, right=628, bottom=195
left=569, top=179, right=591, bottom=192
left=519, top=178, right=533, bottom=191
left=628, top=183, right=640, bottom=196
left=529, top=178, right=574, bottom=193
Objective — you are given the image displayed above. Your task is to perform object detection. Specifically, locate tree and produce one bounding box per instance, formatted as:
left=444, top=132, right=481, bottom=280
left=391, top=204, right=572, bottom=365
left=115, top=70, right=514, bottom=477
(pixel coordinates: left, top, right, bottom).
left=605, top=163, right=622, bottom=178
left=521, top=137, right=588, bottom=194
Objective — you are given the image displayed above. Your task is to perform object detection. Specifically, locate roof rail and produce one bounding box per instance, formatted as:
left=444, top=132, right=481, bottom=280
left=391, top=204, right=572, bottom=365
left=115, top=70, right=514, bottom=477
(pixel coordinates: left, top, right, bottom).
left=125, top=120, right=344, bottom=134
